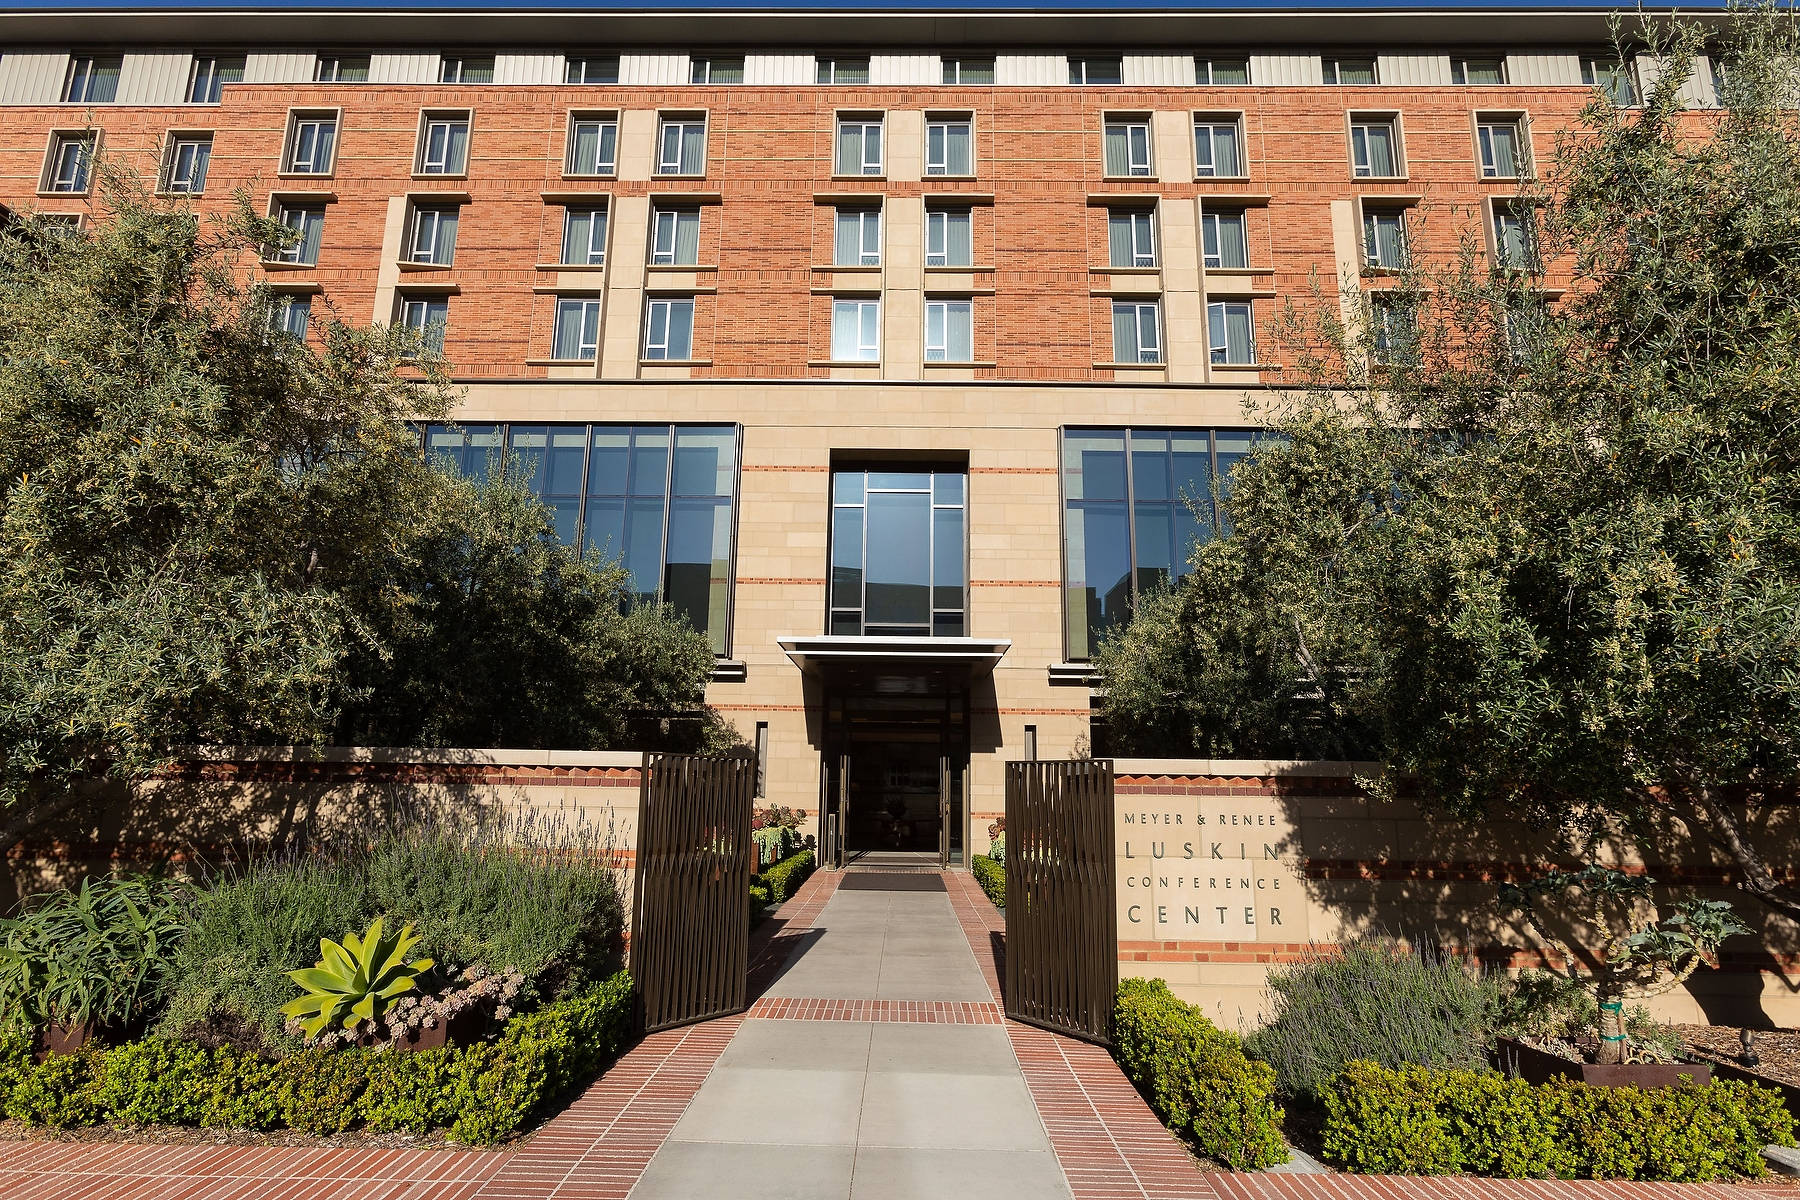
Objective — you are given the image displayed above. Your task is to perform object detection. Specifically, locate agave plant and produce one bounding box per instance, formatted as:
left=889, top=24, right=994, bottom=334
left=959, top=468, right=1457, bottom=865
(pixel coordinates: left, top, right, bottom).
left=281, top=917, right=434, bottom=1039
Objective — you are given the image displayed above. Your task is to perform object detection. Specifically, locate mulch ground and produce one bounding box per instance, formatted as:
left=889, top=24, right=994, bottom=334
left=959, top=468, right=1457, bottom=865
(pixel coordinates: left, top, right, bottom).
left=0, top=1118, right=510, bottom=1152
left=1675, top=1024, right=1800, bottom=1090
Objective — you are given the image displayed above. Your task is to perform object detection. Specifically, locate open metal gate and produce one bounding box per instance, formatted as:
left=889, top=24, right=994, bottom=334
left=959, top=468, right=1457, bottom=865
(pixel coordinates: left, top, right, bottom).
left=632, top=750, right=756, bottom=1033
left=1003, top=758, right=1118, bottom=1045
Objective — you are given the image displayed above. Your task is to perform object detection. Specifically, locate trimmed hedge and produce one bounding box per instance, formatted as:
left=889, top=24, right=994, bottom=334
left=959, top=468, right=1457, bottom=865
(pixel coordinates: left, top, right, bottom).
left=1322, top=1060, right=1797, bottom=1181
left=1113, top=977, right=1287, bottom=1169
left=751, top=850, right=815, bottom=909
left=0, top=970, right=634, bottom=1144
left=971, top=854, right=1005, bottom=908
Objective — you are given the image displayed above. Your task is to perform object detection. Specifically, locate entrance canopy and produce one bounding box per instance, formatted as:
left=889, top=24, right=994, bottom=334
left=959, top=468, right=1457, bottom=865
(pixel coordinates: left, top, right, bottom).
left=777, top=635, right=1010, bottom=686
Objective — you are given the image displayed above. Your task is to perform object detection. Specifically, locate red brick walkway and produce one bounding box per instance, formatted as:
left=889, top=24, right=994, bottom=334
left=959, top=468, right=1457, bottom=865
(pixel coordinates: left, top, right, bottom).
left=0, top=1141, right=505, bottom=1200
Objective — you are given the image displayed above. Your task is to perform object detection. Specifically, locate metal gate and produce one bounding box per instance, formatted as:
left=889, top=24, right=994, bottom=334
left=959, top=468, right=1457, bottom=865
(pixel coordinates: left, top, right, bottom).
left=1003, top=758, right=1118, bottom=1045
left=631, top=750, right=756, bottom=1033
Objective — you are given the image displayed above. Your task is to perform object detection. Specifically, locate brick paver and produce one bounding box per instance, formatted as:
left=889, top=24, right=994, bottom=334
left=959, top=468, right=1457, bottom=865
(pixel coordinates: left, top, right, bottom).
left=0, top=1141, right=506, bottom=1200
left=746, top=996, right=1003, bottom=1023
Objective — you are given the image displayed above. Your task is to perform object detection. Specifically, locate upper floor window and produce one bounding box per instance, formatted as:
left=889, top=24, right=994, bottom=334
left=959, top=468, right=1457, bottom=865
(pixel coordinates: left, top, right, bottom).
left=817, top=56, right=870, bottom=84
left=1350, top=115, right=1401, bottom=178
left=1452, top=57, right=1507, bottom=85
left=1103, top=117, right=1152, bottom=177
left=835, top=116, right=884, bottom=176
left=1369, top=294, right=1419, bottom=366
left=1208, top=300, right=1255, bottom=365
left=1477, top=116, right=1525, bottom=178
left=1201, top=208, right=1249, bottom=269
left=1492, top=200, right=1537, bottom=270
left=829, top=468, right=966, bottom=637
left=552, top=297, right=602, bottom=361
left=1196, top=57, right=1251, bottom=85
left=64, top=55, right=121, bottom=103
left=1069, top=56, right=1123, bottom=85
left=439, top=55, right=495, bottom=84
left=650, top=205, right=702, bottom=266
left=405, top=204, right=460, bottom=266
left=925, top=300, right=973, bottom=363
left=187, top=55, right=244, bottom=103
left=1363, top=206, right=1409, bottom=270
left=43, top=133, right=96, bottom=194
left=283, top=111, right=338, bottom=175
left=926, top=117, right=973, bottom=176
left=314, top=54, right=369, bottom=83
left=271, top=202, right=325, bottom=265
left=1708, top=56, right=1729, bottom=106
left=1324, top=57, right=1378, bottom=85
left=566, top=114, right=618, bottom=176
left=1193, top=115, right=1243, bottom=177
left=566, top=55, right=619, bottom=84
left=161, top=134, right=213, bottom=194
left=1582, top=56, right=1637, bottom=105
left=398, top=294, right=449, bottom=355
left=272, top=293, right=311, bottom=341
left=1111, top=300, right=1162, bottom=364
left=690, top=56, right=744, bottom=84
left=1107, top=208, right=1157, bottom=269
left=942, top=56, right=995, bottom=85
left=925, top=207, right=973, bottom=268
left=831, top=298, right=881, bottom=362
left=416, top=112, right=471, bottom=176
left=658, top=116, right=706, bottom=175
left=561, top=205, right=607, bottom=266
left=834, top=207, right=881, bottom=267
left=643, top=297, right=696, bottom=360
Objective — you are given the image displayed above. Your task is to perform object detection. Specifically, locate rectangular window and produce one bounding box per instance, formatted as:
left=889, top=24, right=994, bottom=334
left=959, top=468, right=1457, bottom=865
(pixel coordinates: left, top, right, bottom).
left=44, top=133, right=96, bottom=193
left=187, top=55, right=244, bottom=103
left=417, top=112, right=471, bottom=175
left=1193, top=116, right=1243, bottom=177
left=566, top=55, right=620, bottom=84
left=1070, top=56, right=1123, bottom=85
left=1709, top=57, right=1728, bottom=106
left=1111, top=300, right=1162, bottom=364
left=1324, top=57, right=1378, bottom=86
left=398, top=295, right=449, bottom=355
left=649, top=206, right=701, bottom=266
left=272, top=293, right=311, bottom=340
left=1201, top=208, right=1249, bottom=269
left=817, top=56, right=870, bottom=84
left=1582, top=56, right=1637, bottom=105
left=552, top=297, right=602, bottom=360
left=925, top=207, right=973, bottom=268
left=1207, top=300, right=1255, bottom=365
left=941, top=56, right=996, bottom=85
left=314, top=55, right=369, bottom=83
left=835, top=116, right=884, bottom=176
left=831, top=299, right=881, bottom=362
left=566, top=115, right=618, bottom=176
left=657, top=116, right=706, bottom=175
left=1477, top=117, right=1524, bottom=178
left=162, top=135, right=212, bottom=194
left=829, top=468, right=966, bottom=638
left=1505, top=299, right=1544, bottom=362
left=561, top=205, right=607, bottom=266
left=925, top=117, right=973, bottom=176
left=690, top=56, right=744, bottom=84
left=1370, top=295, right=1418, bottom=365
left=406, top=204, right=459, bottom=265
left=642, top=297, right=696, bottom=360
left=1363, top=207, right=1408, bottom=270
left=924, top=300, right=973, bottom=363
left=1350, top=117, right=1400, bottom=177
left=1107, top=208, right=1157, bottom=268
left=439, top=55, right=495, bottom=84
left=63, top=55, right=122, bottom=103
left=1103, top=119, right=1152, bottom=177
left=284, top=111, right=337, bottom=175
left=272, top=203, right=325, bottom=265
left=1493, top=201, right=1536, bottom=270
left=1452, top=57, right=1507, bottom=85
left=834, top=207, right=881, bottom=267
left=1196, top=57, right=1250, bottom=85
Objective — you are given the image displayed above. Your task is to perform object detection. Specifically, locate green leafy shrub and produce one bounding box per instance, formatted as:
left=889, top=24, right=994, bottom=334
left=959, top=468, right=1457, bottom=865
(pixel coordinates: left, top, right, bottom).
left=971, top=855, right=1005, bottom=908
left=276, top=1047, right=370, bottom=1135
left=1493, top=970, right=1683, bottom=1061
left=97, top=1037, right=212, bottom=1125
left=0, top=1025, right=32, bottom=1111
left=1244, top=936, right=1502, bottom=1103
left=1321, top=1060, right=1797, bottom=1180
left=5, top=1049, right=104, bottom=1127
left=1113, top=977, right=1286, bottom=1169
left=200, top=1048, right=284, bottom=1129
left=0, top=876, right=186, bottom=1032
left=361, top=1047, right=462, bottom=1134
left=754, top=850, right=816, bottom=909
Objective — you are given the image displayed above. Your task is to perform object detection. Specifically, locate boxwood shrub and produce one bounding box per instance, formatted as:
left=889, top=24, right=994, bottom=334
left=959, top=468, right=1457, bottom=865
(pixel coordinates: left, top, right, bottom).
left=1322, top=1060, right=1797, bottom=1180
left=1113, top=977, right=1287, bottom=1169
left=971, top=854, right=1005, bottom=908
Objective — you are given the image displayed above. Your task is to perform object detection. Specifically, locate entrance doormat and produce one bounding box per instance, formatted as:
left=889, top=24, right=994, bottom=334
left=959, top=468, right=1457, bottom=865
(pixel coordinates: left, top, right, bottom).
left=837, top=872, right=948, bottom=892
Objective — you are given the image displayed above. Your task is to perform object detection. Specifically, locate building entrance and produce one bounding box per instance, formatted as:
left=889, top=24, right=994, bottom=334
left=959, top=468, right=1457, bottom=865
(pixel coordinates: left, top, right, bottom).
left=819, top=684, right=967, bottom=868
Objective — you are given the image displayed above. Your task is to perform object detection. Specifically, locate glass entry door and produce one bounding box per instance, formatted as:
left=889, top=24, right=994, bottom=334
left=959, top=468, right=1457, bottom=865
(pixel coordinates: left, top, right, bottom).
left=822, top=684, right=969, bottom=864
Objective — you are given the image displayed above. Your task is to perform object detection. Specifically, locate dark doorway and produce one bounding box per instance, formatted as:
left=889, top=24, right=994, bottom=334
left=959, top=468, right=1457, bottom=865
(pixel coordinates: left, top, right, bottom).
left=820, top=683, right=968, bottom=867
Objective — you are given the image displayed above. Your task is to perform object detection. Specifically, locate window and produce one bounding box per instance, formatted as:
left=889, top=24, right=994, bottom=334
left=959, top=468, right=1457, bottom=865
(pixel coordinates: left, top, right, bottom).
left=314, top=55, right=369, bottom=83
left=566, top=114, right=618, bottom=176
left=925, top=207, right=973, bottom=268
left=1708, top=56, right=1728, bottom=106
left=942, top=56, right=995, bottom=85
left=1504, top=298, right=1545, bottom=362
left=566, top=55, right=620, bottom=84
left=1451, top=57, right=1507, bottom=85
left=439, top=55, right=494, bottom=84
left=162, top=134, right=212, bottom=194
left=398, top=295, right=449, bottom=354
left=272, top=203, right=325, bottom=265
left=1350, top=116, right=1401, bottom=177
left=561, top=206, right=607, bottom=266
left=925, top=300, right=973, bottom=363
left=1492, top=201, right=1536, bottom=270
left=835, top=116, right=884, bottom=176
left=1107, top=208, right=1156, bottom=268
left=1207, top=300, right=1255, bottom=364
left=187, top=55, right=244, bottom=103
left=657, top=116, right=706, bottom=175
left=1324, top=57, right=1378, bottom=86
left=690, top=56, right=743, bottom=84
left=643, top=297, right=696, bottom=360
left=817, top=56, right=870, bottom=84
left=1363, top=207, right=1408, bottom=270
left=283, top=111, right=337, bottom=175
left=925, top=116, right=973, bottom=176
left=834, top=207, right=881, bottom=266
left=1069, top=56, right=1123, bottom=85
left=831, top=299, right=881, bottom=362
left=406, top=204, right=459, bottom=265
left=425, top=422, right=739, bottom=652
left=64, top=55, right=121, bottom=103
left=1111, top=300, right=1162, bottom=364
left=1582, top=56, right=1637, bottom=105
left=272, top=294, right=311, bottom=340
left=44, top=133, right=95, bottom=194
left=1477, top=117, right=1525, bottom=178
left=649, top=206, right=701, bottom=266
left=1103, top=118, right=1152, bottom=177
left=1193, top=116, right=1244, bottom=177
left=1369, top=294, right=1418, bottom=365
left=829, top=468, right=966, bottom=637
left=552, top=297, right=602, bottom=360
left=417, top=112, right=471, bottom=175
left=1196, top=57, right=1251, bottom=85
left=1201, top=208, right=1248, bottom=269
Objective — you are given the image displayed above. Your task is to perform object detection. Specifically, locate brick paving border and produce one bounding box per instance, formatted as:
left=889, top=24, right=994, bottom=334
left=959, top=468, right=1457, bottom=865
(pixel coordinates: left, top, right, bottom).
left=746, top=997, right=1003, bottom=1023
left=0, top=1141, right=506, bottom=1200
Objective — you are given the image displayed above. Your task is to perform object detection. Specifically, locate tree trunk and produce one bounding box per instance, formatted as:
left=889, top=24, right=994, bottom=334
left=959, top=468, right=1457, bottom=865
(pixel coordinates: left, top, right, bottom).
left=1682, top=784, right=1800, bottom=923
left=1595, top=984, right=1628, bottom=1065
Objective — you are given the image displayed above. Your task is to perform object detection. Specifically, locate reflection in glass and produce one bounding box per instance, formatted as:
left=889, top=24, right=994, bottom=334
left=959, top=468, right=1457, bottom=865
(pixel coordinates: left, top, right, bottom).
left=829, top=468, right=967, bottom=637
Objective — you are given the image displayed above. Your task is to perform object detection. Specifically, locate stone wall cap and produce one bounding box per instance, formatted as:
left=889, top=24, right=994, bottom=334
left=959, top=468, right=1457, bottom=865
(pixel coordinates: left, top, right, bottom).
left=1111, top=758, right=1387, bottom=777
left=174, top=745, right=645, bottom=769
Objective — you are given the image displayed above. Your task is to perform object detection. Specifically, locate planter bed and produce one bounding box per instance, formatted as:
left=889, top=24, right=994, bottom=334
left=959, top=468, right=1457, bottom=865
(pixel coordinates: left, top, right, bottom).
left=1495, top=1036, right=1713, bottom=1088
left=1675, top=1024, right=1800, bottom=1116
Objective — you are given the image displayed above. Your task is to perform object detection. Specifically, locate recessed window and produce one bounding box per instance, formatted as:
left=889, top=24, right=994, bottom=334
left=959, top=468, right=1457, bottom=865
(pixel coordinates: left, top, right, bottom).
left=566, top=114, right=618, bottom=176
left=283, top=111, right=337, bottom=175
left=43, top=132, right=96, bottom=194
left=650, top=206, right=701, bottom=266
left=1350, top=116, right=1401, bottom=177
left=1103, top=118, right=1152, bottom=177
left=831, top=298, right=881, bottom=362
left=942, top=56, right=995, bottom=85
left=834, top=207, right=881, bottom=267
left=187, top=55, right=244, bottom=103
left=1708, top=56, right=1729, bottom=107
left=1201, top=208, right=1249, bottom=269
left=1363, top=207, right=1408, bottom=271
left=1193, top=115, right=1243, bottom=177
left=1106, top=208, right=1156, bottom=269
left=1505, top=298, right=1545, bottom=362
left=1477, top=116, right=1526, bottom=178
left=1452, top=57, right=1507, bottom=85
left=925, top=300, right=973, bottom=363
left=1208, top=300, right=1255, bottom=365
left=566, top=55, right=620, bottom=84
left=1196, top=57, right=1250, bottom=85
left=1111, top=300, right=1162, bottom=364
left=1070, top=56, right=1123, bottom=85
left=406, top=204, right=460, bottom=266
left=828, top=467, right=967, bottom=638
left=643, top=297, right=696, bottom=360
left=925, top=116, right=973, bottom=176
left=690, top=56, right=744, bottom=84
left=271, top=203, right=325, bottom=265
left=416, top=112, right=471, bottom=176
left=162, top=134, right=213, bottom=194
left=925, top=207, right=973, bottom=268
left=398, top=294, right=449, bottom=355
left=272, top=293, right=311, bottom=340
left=1582, top=56, right=1637, bottom=105
left=817, top=56, right=870, bottom=84
left=561, top=205, right=607, bottom=266
left=657, top=116, right=706, bottom=175
left=1492, top=201, right=1536, bottom=270
left=835, top=116, right=884, bottom=176
left=552, top=297, right=602, bottom=360
left=1369, top=294, right=1418, bottom=366
left=439, top=55, right=495, bottom=84
left=314, top=55, right=369, bottom=83
left=1324, top=57, right=1378, bottom=86
left=63, top=55, right=121, bottom=103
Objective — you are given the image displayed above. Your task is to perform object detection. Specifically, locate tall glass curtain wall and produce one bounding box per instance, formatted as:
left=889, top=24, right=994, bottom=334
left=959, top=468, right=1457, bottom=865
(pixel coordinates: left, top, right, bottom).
left=1061, top=428, right=1258, bottom=659
left=425, top=424, right=738, bottom=654
left=830, top=470, right=967, bottom=637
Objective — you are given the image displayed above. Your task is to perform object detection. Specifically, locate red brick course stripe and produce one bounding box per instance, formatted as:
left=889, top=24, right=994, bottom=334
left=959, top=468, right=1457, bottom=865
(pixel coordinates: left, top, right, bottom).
left=746, top=997, right=1003, bottom=1023
left=0, top=1142, right=505, bottom=1200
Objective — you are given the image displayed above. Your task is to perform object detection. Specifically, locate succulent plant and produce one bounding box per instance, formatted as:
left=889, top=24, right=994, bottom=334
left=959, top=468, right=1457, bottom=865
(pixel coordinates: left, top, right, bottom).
left=280, top=917, right=434, bottom=1039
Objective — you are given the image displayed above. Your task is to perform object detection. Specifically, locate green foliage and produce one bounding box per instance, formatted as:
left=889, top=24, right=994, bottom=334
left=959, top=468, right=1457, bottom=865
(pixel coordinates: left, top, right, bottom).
left=1113, top=977, right=1287, bottom=1169
left=0, top=1024, right=32, bottom=1111
left=95, top=1037, right=211, bottom=1125
left=360, top=1047, right=462, bottom=1134
left=1491, top=971, right=1681, bottom=1061
left=752, top=850, right=815, bottom=909
left=281, top=917, right=434, bottom=1039
left=0, top=875, right=185, bottom=1031
left=1244, top=937, right=1504, bottom=1103
left=5, top=1049, right=103, bottom=1127
left=1322, top=1061, right=1796, bottom=1180
left=198, top=1048, right=283, bottom=1129
left=971, top=854, right=1005, bottom=908
left=276, top=1046, right=370, bottom=1135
